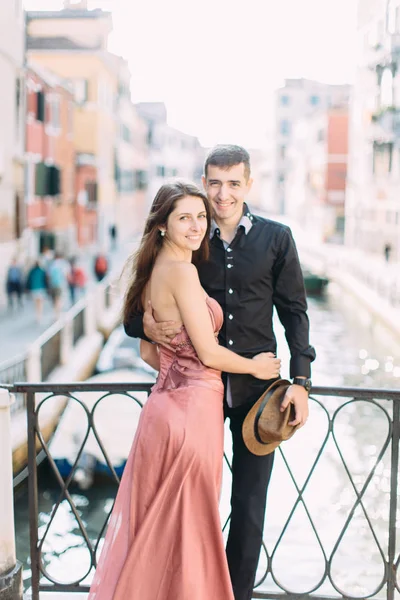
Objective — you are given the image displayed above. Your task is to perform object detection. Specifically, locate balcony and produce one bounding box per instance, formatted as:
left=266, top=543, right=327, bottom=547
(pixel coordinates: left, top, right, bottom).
left=370, top=106, right=400, bottom=142
left=370, top=34, right=400, bottom=70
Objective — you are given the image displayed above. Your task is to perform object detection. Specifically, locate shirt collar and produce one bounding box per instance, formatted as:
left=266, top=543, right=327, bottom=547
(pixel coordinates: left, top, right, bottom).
left=210, top=204, right=254, bottom=239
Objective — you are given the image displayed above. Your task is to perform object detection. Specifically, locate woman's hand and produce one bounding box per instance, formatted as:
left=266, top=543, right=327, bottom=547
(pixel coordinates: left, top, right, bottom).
left=251, top=352, right=281, bottom=380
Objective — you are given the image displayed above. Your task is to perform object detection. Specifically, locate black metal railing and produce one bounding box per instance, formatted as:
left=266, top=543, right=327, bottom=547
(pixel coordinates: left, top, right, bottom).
left=5, top=382, right=400, bottom=600
left=0, top=353, right=27, bottom=386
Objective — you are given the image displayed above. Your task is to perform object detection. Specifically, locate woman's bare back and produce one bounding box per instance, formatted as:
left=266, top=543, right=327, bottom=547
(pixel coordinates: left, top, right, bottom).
left=144, top=260, right=187, bottom=326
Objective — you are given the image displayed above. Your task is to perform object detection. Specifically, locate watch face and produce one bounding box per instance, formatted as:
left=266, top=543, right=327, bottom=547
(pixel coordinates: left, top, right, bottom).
left=294, top=378, right=312, bottom=392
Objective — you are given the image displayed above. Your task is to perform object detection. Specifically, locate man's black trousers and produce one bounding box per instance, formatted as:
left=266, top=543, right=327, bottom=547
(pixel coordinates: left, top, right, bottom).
left=224, top=399, right=275, bottom=600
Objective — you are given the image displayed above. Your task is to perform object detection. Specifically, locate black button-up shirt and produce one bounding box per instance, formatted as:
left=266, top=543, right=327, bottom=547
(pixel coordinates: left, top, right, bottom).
left=124, top=207, right=315, bottom=408
left=197, top=208, right=316, bottom=407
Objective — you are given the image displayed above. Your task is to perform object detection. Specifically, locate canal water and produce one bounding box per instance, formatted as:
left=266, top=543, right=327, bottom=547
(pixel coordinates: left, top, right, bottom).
left=14, top=283, right=400, bottom=598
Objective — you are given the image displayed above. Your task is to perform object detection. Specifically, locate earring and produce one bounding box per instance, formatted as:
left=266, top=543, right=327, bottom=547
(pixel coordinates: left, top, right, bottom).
left=160, top=230, right=165, bottom=237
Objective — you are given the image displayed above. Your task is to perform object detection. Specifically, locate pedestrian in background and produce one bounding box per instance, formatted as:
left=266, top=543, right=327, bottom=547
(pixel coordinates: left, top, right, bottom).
left=384, top=242, right=392, bottom=263
left=67, top=257, right=87, bottom=304
left=94, top=252, right=109, bottom=282
left=47, top=253, right=68, bottom=319
left=26, top=261, right=47, bottom=324
left=109, top=224, right=118, bottom=250
left=6, top=257, right=24, bottom=311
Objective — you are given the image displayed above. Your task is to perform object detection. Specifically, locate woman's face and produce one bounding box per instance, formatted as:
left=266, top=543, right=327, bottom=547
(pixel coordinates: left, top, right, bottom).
left=162, top=195, right=208, bottom=252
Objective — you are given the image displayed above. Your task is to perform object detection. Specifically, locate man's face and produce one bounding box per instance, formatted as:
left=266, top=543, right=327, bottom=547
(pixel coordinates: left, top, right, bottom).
left=202, top=163, right=253, bottom=225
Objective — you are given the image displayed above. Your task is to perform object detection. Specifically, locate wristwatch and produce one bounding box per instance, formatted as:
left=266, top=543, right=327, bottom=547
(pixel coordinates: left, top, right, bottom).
left=293, top=377, right=312, bottom=393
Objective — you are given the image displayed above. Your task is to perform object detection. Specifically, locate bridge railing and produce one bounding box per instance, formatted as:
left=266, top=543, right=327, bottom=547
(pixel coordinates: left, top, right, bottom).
left=0, top=382, right=398, bottom=600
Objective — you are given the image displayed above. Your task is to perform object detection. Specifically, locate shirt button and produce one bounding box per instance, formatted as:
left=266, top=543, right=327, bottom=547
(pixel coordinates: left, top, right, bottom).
left=229, top=340, right=233, bottom=345
left=227, top=248, right=232, bottom=253
left=227, top=264, right=233, bottom=269
left=228, top=288, right=233, bottom=294
left=228, top=314, right=233, bottom=320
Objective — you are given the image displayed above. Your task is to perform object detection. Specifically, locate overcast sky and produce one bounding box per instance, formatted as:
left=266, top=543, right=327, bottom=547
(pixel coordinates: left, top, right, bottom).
left=24, top=0, right=358, bottom=147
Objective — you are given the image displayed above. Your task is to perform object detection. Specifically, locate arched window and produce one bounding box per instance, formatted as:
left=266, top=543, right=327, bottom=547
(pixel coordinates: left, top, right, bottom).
left=380, top=67, right=394, bottom=106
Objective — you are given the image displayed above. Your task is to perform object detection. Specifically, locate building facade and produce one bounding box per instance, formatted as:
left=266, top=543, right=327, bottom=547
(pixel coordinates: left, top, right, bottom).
left=26, top=2, right=118, bottom=249
left=114, top=58, right=149, bottom=240
left=346, top=0, right=400, bottom=259
left=25, top=63, right=78, bottom=256
left=286, top=106, right=349, bottom=244
left=136, top=102, right=205, bottom=213
left=0, top=0, right=25, bottom=306
left=273, top=78, right=350, bottom=215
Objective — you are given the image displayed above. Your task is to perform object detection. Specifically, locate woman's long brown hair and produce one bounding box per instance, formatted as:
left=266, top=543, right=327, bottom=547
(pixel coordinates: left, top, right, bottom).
left=122, top=180, right=211, bottom=325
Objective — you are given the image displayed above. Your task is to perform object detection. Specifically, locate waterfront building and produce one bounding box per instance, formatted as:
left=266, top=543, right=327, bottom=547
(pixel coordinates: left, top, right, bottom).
left=346, top=0, right=400, bottom=259
left=285, top=104, right=349, bottom=244
left=26, top=1, right=119, bottom=249
left=0, top=0, right=25, bottom=307
left=25, top=62, right=79, bottom=256
left=272, top=78, right=350, bottom=215
left=136, top=102, right=205, bottom=211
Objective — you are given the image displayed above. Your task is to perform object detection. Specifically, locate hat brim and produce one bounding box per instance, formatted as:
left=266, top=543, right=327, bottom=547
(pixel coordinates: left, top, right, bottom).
left=242, top=379, right=291, bottom=456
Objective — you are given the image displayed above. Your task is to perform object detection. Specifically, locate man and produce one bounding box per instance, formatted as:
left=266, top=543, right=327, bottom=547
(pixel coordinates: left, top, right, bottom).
left=124, top=145, right=315, bottom=600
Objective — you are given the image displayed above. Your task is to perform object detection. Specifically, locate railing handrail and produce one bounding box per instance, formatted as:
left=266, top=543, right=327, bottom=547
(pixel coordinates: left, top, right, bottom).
left=3, top=381, right=400, bottom=398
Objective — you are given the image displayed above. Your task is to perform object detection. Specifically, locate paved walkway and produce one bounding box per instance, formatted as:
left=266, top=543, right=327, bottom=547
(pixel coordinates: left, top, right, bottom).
left=0, top=239, right=137, bottom=365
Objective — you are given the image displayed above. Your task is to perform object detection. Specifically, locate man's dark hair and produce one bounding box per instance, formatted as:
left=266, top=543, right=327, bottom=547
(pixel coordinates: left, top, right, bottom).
left=204, top=144, right=251, bottom=181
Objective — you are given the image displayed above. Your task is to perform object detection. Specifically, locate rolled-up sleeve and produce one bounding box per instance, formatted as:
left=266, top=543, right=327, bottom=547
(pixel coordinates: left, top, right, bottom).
left=272, top=227, right=316, bottom=378
left=124, top=312, right=151, bottom=342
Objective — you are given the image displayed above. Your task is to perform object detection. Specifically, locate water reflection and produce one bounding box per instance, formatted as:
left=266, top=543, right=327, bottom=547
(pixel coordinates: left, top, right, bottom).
left=14, top=285, right=400, bottom=597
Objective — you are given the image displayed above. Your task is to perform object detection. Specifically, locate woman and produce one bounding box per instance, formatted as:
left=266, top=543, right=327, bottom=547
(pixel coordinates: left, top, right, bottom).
left=26, top=261, right=47, bottom=324
left=88, top=180, right=280, bottom=600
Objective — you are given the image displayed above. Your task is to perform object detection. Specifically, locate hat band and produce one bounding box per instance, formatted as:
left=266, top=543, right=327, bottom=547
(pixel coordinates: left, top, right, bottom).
left=253, top=386, right=278, bottom=445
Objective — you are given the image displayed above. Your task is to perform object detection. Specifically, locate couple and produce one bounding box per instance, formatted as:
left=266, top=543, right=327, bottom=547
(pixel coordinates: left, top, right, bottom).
left=88, top=145, right=315, bottom=600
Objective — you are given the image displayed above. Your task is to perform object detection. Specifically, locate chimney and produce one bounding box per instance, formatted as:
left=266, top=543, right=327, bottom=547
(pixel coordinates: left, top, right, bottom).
left=63, top=0, right=88, bottom=9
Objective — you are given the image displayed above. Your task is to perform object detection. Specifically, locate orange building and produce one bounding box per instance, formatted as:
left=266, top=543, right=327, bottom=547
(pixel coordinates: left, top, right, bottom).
left=25, top=63, right=97, bottom=254
left=286, top=105, right=349, bottom=243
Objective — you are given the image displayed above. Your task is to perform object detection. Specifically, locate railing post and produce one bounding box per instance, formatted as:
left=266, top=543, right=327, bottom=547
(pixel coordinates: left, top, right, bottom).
left=84, top=292, right=97, bottom=337
left=60, top=317, right=73, bottom=365
left=0, top=389, right=23, bottom=600
left=26, top=345, right=41, bottom=382
left=387, top=399, right=399, bottom=600
left=95, top=283, right=106, bottom=324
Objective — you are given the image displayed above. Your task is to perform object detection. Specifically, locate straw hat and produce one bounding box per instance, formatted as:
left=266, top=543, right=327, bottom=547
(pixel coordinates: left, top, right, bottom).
left=242, top=379, right=300, bottom=456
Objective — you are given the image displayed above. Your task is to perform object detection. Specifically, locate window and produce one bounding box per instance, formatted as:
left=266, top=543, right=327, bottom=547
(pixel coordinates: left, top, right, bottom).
left=24, top=160, right=34, bottom=205
left=136, top=170, right=148, bottom=190
left=74, top=79, right=88, bottom=105
left=67, top=101, right=74, bottom=136
left=49, top=94, right=60, bottom=129
left=156, top=165, right=166, bottom=177
left=86, top=181, right=98, bottom=206
left=36, top=91, right=45, bottom=122
left=35, top=163, right=60, bottom=196
left=310, top=95, right=320, bottom=106
left=380, top=68, right=394, bottom=107
left=373, top=141, right=393, bottom=175
left=280, top=94, right=290, bottom=106
left=387, top=1, right=399, bottom=34
left=121, top=124, right=131, bottom=143
left=119, top=170, right=135, bottom=192
left=280, top=119, right=290, bottom=135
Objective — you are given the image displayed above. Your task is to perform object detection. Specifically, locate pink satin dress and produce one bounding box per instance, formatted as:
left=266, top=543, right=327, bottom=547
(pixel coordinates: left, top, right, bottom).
left=88, top=297, right=234, bottom=600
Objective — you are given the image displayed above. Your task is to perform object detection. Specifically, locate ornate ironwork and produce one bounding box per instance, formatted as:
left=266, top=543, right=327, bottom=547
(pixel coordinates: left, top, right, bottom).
left=5, top=382, right=400, bottom=600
